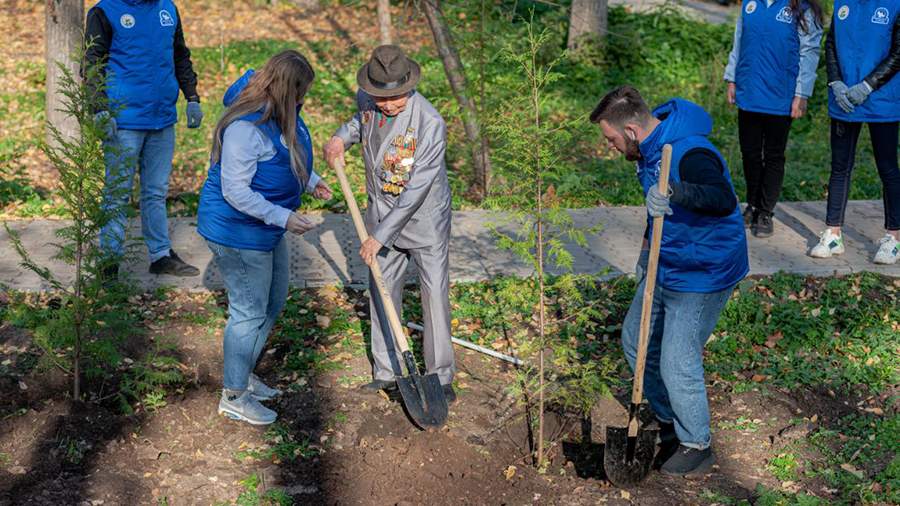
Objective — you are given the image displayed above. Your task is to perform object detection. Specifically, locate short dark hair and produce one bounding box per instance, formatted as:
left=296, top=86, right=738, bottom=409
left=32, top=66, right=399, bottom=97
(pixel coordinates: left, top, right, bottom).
left=589, top=86, right=652, bottom=128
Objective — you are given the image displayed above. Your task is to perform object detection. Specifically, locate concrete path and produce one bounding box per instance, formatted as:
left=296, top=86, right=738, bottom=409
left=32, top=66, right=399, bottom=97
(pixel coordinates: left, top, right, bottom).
left=1, top=201, right=897, bottom=292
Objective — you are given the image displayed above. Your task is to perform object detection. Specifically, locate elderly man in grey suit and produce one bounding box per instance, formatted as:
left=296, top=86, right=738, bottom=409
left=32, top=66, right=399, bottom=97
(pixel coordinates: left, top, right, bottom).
left=324, top=45, right=456, bottom=403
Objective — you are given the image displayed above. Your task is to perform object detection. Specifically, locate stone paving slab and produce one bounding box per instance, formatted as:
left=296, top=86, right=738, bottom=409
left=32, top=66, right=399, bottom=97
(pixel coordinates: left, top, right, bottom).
left=1, top=201, right=897, bottom=292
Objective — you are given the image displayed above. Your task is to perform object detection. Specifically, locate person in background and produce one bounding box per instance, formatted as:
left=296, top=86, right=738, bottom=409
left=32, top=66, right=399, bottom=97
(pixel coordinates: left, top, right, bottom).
left=809, top=0, right=900, bottom=264
left=85, top=0, right=203, bottom=278
left=724, top=0, right=824, bottom=237
left=198, top=51, right=332, bottom=425
left=590, top=86, right=749, bottom=477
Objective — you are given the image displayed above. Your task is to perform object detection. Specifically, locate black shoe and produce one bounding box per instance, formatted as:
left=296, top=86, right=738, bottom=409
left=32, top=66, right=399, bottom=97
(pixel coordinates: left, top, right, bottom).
left=654, top=422, right=680, bottom=469
left=100, top=263, right=119, bottom=285
left=743, top=206, right=757, bottom=228
left=359, top=379, right=398, bottom=393
left=660, top=444, right=715, bottom=477
left=754, top=213, right=774, bottom=238
left=442, top=384, right=457, bottom=405
left=149, top=251, right=200, bottom=277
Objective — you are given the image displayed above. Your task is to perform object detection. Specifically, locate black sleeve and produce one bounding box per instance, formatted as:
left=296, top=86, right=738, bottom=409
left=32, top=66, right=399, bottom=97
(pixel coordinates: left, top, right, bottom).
left=83, top=7, right=113, bottom=111
left=825, top=19, right=842, bottom=84
left=864, top=16, right=900, bottom=90
left=173, top=6, right=199, bottom=102
left=670, top=148, right=738, bottom=217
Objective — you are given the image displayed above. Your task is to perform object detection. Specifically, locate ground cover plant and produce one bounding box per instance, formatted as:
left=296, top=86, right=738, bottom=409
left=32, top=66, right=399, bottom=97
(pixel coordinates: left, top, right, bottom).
left=1, top=272, right=896, bottom=504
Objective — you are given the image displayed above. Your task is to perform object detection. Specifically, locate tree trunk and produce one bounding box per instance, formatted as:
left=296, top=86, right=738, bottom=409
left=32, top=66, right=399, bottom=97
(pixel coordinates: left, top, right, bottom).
left=45, top=0, right=84, bottom=145
left=420, top=0, right=492, bottom=201
left=377, top=0, right=393, bottom=45
left=567, top=0, right=607, bottom=51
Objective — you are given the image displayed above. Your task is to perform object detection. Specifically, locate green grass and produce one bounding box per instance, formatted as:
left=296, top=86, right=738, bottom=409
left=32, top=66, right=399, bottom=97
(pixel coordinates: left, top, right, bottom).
left=235, top=423, right=318, bottom=464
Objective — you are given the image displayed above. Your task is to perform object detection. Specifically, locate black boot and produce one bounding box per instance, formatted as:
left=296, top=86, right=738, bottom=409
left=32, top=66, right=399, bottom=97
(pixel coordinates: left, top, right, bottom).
left=149, top=250, right=200, bottom=277
left=754, top=212, right=774, bottom=238
left=359, top=379, right=398, bottom=394
left=654, top=422, right=680, bottom=468
left=442, top=383, right=457, bottom=404
left=100, top=263, right=119, bottom=286
left=661, top=444, right=715, bottom=477
left=743, top=206, right=756, bottom=228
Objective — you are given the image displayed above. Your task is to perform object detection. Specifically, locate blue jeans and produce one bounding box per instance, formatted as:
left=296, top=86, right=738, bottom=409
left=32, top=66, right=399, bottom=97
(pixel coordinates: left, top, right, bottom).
left=100, top=127, right=175, bottom=263
left=621, top=277, right=733, bottom=450
left=207, top=238, right=289, bottom=391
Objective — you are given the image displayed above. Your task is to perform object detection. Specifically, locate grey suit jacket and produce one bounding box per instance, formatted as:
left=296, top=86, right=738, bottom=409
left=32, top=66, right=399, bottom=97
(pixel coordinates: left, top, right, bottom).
left=334, top=90, right=452, bottom=250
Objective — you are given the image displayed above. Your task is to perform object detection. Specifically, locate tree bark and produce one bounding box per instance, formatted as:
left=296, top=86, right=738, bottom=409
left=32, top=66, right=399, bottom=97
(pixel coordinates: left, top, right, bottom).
left=567, top=0, right=607, bottom=51
left=377, top=0, right=393, bottom=45
left=45, top=0, right=84, bottom=145
left=420, top=0, right=492, bottom=201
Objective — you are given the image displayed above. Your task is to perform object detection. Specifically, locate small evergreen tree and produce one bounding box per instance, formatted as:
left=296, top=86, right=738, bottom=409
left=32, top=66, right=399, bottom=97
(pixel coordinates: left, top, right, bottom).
left=6, top=44, right=132, bottom=400
left=489, top=19, right=607, bottom=469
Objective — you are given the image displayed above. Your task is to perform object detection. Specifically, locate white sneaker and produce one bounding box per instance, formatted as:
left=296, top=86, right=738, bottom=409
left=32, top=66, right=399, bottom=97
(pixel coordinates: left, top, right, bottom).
left=810, top=229, right=845, bottom=258
left=218, top=390, right=277, bottom=425
left=873, top=234, right=900, bottom=264
left=248, top=373, right=282, bottom=401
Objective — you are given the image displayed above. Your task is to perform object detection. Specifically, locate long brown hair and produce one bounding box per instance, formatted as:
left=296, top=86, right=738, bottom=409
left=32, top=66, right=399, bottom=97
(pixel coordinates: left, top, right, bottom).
left=210, top=50, right=315, bottom=186
left=792, top=0, right=824, bottom=33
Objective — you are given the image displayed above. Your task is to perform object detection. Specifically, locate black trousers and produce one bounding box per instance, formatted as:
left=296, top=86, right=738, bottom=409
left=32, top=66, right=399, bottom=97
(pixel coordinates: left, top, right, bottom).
left=826, top=119, right=900, bottom=230
left=738, top=109, right=793, bottom=215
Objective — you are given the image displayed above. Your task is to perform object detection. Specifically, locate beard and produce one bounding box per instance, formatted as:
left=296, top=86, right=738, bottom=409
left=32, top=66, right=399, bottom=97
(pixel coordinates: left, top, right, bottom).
left=623, top=136, right=642, bottom=162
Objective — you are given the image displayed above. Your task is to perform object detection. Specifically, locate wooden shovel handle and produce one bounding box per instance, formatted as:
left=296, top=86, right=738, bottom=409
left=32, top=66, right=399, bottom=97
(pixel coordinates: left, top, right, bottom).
left=629, top=144, right=672, bottom=434
left=332, top=160, right=411, bottom=355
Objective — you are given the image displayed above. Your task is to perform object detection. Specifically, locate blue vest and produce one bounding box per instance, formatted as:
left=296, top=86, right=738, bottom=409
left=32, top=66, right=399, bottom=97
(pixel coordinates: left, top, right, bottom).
left=198, top=111, right=310, bottom=251
left=93, top=0, right=180, bottom=130
left=830, top=0, right=900, bottom=122
left=638, top=100, right=750, bottom=293
left=735, top=0, right=804, bottom=116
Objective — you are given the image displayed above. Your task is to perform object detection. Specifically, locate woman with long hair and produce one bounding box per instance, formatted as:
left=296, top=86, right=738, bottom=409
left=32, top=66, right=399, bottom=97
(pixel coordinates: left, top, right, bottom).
left=198, top=50, right=332, bottom=425
left=724, top=0, right=824, bottom=237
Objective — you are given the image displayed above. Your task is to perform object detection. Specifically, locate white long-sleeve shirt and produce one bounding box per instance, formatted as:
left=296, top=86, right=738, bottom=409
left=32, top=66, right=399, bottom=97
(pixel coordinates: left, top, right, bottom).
left=220, top=120, right=320, bottom=228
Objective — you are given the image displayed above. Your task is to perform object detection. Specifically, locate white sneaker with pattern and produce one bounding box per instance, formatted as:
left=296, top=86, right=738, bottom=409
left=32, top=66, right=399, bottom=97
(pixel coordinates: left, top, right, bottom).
left=873, top=234, right=900, bottom=265
left=810, top=229, right=844, bottom=258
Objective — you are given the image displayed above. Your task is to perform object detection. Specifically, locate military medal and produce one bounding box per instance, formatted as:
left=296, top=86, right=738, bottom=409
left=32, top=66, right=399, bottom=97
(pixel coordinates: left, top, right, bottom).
left=380, top=127, right=417, bottom=196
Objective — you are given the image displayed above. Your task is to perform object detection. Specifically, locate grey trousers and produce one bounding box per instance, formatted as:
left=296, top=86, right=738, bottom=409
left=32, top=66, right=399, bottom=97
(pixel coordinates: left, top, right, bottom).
left=369, top=240, right=455, bottom=385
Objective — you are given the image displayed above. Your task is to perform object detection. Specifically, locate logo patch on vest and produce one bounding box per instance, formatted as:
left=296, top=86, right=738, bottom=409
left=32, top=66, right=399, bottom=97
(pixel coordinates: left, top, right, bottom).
left=120, top=14, right=135, bottom=28
left=279, top=134, right=290, bottom=149
left=872, top=7, right=890, bottom=24
left=837, top=5, right=850, bottom=20
left=159, top=9, right=175, bottom=27
left=776, top=6, right=794, bottom=23
left=745, top=1, right=757, bottom=14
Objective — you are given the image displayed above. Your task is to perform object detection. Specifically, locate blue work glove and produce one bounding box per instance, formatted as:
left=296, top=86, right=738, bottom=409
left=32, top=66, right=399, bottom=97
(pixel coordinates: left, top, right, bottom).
left=635, top=248, right=649, bottom=282
left=646, top=185, right=672, bottom=218
left=186, top=101, right=203, bottom=129
left=847, top=81, right=873, bottom=106
left=94, top=110, right=117, bottom=141
left=829, top=81, right=855, bottom=113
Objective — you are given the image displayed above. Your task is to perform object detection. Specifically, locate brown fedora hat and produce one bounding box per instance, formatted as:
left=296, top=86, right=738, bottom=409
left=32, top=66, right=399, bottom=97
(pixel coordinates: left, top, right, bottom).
left=357, top=45, right=421, bottom=98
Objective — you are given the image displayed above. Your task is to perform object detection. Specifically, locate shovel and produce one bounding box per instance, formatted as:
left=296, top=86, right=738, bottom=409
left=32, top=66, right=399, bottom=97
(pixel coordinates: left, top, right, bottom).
left=331, top=159, right=448, bottom=430
left=604, top=144, right=673, bottom=487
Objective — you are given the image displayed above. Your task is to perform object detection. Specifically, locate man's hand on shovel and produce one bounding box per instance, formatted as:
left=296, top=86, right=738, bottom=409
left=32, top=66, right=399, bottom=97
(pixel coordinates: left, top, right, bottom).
left=360, top=237, right=383, bottom=267
left=324, top=136, right=346, bottom=169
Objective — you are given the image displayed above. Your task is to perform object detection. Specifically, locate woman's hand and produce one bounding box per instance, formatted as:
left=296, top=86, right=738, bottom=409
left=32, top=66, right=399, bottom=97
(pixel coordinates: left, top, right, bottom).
left=727, top=82, right=736, bottom=105
left=286, top=212, right=316, bottom=235
left=324, top=136, right=345, bottom=169
left=312, top=180, right=333, bottom=200
left=790, top=97, right=808, bottom=119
